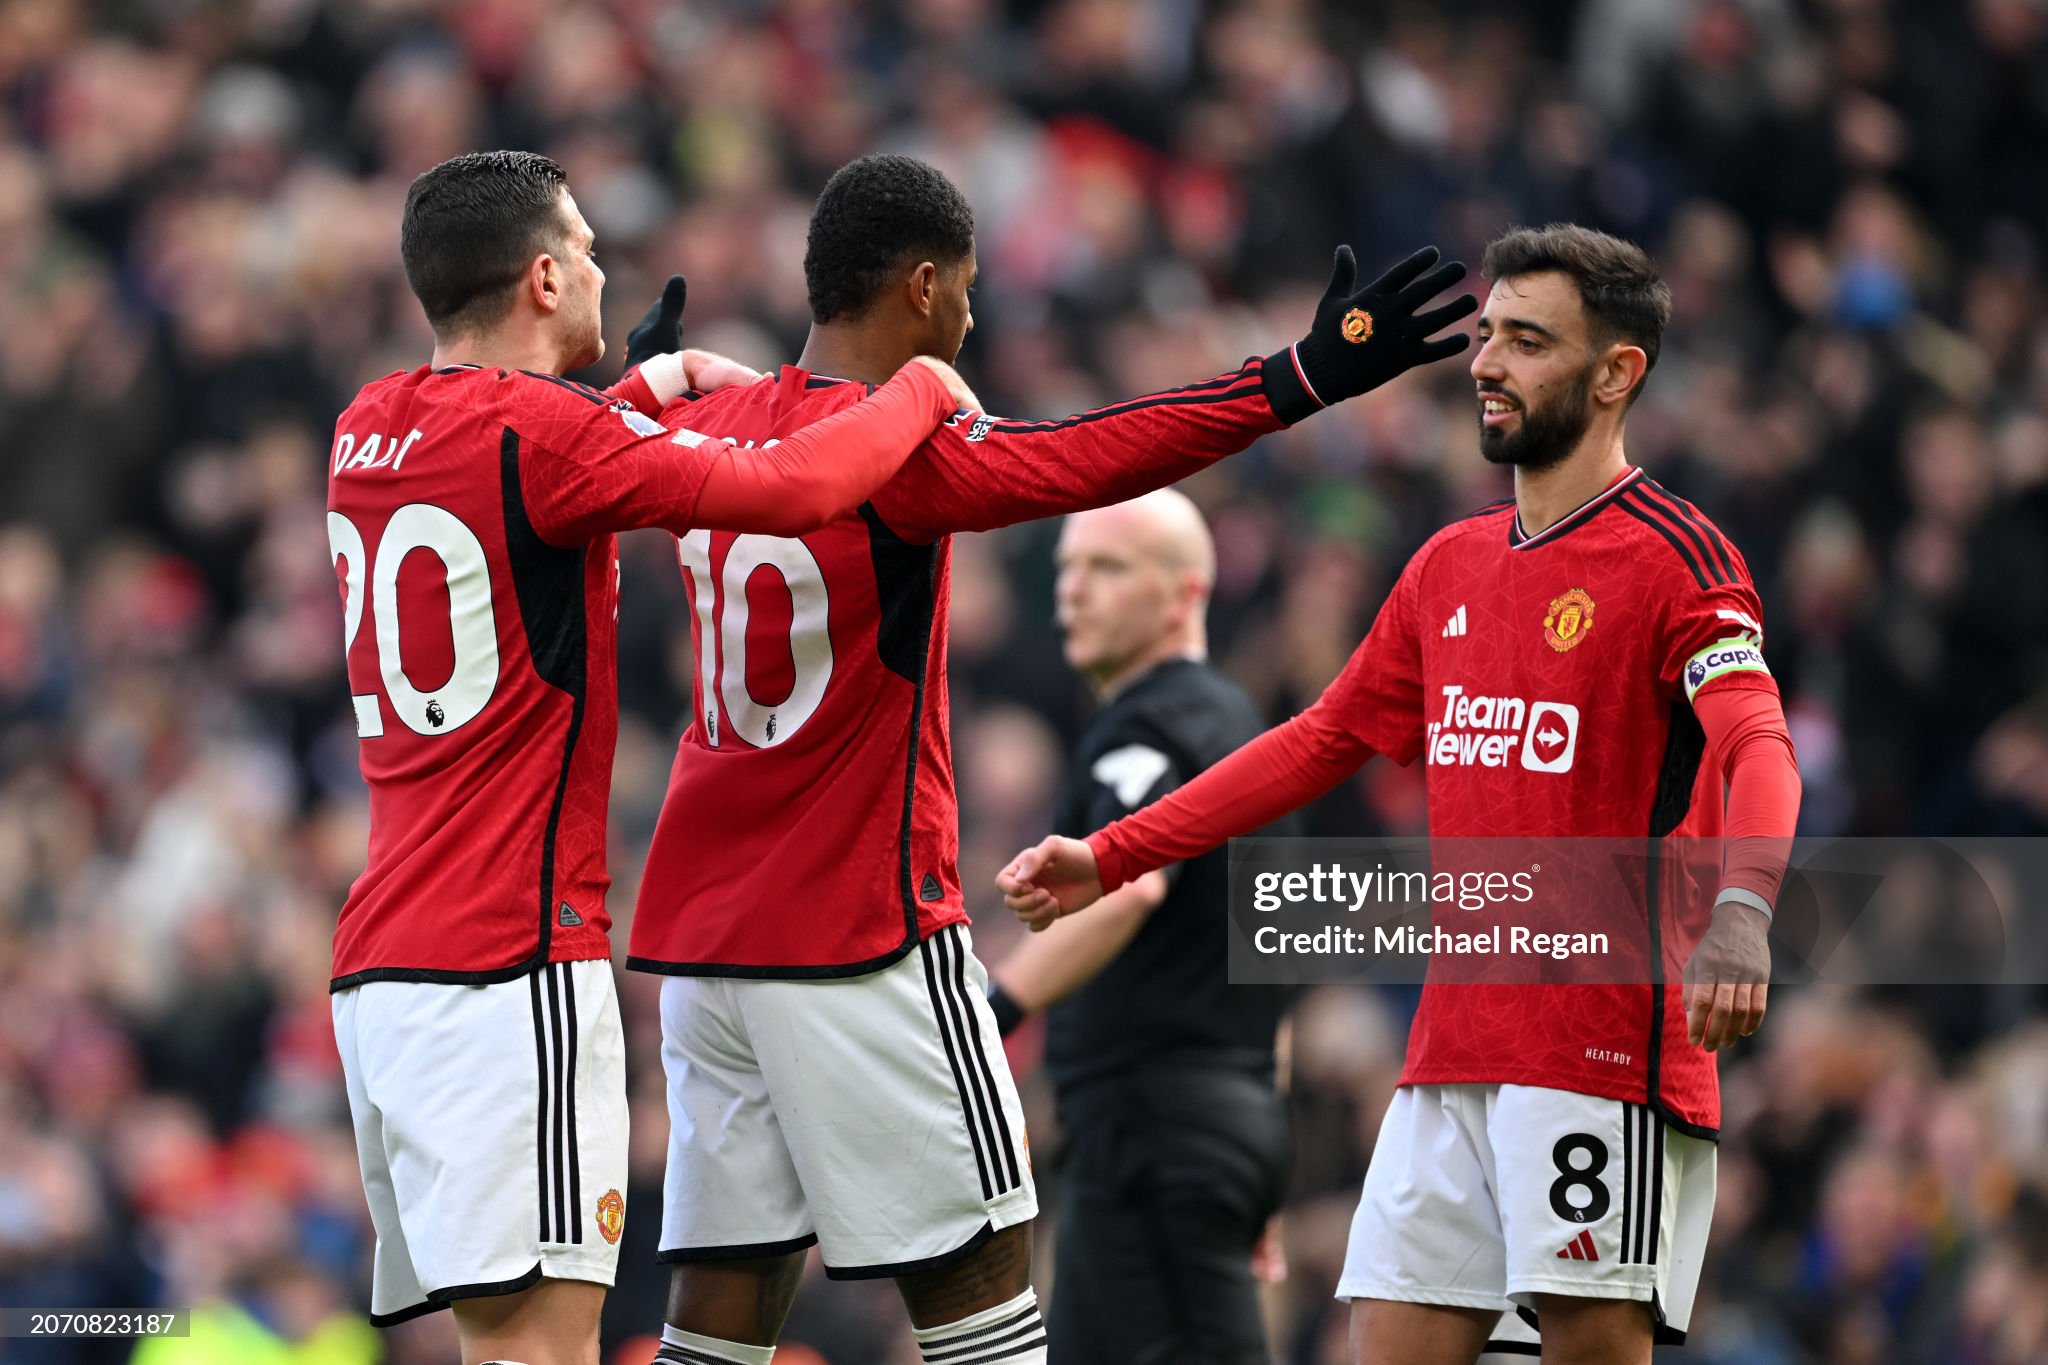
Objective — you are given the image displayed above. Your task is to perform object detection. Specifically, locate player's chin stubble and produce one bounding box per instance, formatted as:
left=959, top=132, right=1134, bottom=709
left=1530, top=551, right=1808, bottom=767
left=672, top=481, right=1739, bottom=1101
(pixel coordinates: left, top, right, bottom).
left=1478, top=367, right=1595, bottom=473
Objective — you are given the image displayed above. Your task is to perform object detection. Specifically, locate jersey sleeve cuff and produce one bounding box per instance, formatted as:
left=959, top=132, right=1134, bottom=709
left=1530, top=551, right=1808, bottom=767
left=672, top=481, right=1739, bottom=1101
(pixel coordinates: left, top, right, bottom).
left=1713, top=886, right=1773, bottom=921
left=1258, top=346, right=1321, bottom=426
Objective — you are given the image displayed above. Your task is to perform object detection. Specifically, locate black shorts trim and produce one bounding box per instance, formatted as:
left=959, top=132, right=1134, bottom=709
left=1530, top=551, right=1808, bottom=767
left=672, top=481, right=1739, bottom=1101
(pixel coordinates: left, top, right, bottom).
left=657, top=1232, right=820, bottom=1264
left=822, top=1220, right=994, bottom=1280
left=1480, top=1343, right=1541, bottom=1358
left=331, top=956, right=549, bottom=991
left=624, top=936, right=918, bottom=980
left=367, top=1262, right=545, bottom=1327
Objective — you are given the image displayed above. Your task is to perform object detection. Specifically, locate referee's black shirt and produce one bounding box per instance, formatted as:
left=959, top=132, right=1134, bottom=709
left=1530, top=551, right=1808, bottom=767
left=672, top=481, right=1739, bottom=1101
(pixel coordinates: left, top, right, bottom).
left=1045, top=657, right=1297, bottom=1092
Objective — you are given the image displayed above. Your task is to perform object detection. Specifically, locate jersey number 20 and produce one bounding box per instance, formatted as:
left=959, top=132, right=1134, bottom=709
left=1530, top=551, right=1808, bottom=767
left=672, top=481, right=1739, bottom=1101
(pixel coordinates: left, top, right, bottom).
left=328, top=507, right=500, bottom=738
left=676, top=530, right=832, bottom=749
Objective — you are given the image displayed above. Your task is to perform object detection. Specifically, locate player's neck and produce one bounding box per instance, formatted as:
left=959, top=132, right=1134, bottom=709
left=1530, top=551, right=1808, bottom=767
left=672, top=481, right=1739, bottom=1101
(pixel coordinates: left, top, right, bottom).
left=1512, top=435, right=1630, bottom=538
left=431, top=324, right=565, bottom=376
left=796, top=324, right=915, bottom=389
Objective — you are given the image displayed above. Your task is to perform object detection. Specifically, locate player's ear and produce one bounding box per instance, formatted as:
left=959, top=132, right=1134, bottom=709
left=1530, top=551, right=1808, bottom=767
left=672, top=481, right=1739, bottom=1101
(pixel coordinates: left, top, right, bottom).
left=906, top=261, right=938, bottom=318
left=529, top=252, right=562, bottom=316
left=1597, top=343, right=1647, bottom=409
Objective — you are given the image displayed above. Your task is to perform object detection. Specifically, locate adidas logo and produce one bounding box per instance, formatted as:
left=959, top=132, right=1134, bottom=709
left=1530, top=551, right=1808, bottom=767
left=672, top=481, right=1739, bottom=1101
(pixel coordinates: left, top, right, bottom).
left=1442, top=604, right=1468, bottom=638
left=558, top=901, right=583, bottom=927
left=1556, top=1230, right=1599, bottom=1262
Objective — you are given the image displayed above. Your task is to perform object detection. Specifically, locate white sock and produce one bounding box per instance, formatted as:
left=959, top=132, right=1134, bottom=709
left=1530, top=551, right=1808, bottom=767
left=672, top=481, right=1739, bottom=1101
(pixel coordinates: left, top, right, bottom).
left=656, top=1322, right=776, bottom=1365
left=912, top=1288, right=1047, bottom=1364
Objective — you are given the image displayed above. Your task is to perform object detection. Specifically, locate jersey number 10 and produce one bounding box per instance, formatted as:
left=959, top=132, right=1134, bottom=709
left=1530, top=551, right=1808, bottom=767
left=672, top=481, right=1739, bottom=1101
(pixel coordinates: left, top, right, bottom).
left=676, top=530, right=833, bottom=749
left=328, top=506, right=500, bottom=739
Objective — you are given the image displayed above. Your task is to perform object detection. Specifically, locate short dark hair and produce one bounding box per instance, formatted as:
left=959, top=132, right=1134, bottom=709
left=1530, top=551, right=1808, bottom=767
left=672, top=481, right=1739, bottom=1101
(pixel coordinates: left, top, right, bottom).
left=401, top=150, right=571, bottom=336
left=804, top=154, right=975, bottom=324
left=1483, top=224, right=1671, bottom=402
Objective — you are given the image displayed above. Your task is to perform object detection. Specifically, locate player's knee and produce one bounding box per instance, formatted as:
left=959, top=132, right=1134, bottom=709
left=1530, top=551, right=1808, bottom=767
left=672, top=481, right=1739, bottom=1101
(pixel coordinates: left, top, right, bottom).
left=896, top=1221, right=1034, bottom=1327
left=664, top=1251, right=807, bottom=1347
left=1527, top=1294, right=1653, bottom=1365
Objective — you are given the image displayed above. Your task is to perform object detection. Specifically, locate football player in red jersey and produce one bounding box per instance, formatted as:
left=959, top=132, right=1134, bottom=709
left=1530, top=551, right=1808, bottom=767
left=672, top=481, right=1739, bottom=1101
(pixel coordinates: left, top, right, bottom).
left=999, top=225, right=1802, bottom=1365
left=326, top=150, right=974, bottom=1365
left=622, top=155, right=1476, bottom=1365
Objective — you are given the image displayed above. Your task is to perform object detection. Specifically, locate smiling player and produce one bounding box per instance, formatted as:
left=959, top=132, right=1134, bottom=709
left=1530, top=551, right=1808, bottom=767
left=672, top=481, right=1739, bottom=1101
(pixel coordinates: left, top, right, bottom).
left=999, top=224, right=1801, bottom=1365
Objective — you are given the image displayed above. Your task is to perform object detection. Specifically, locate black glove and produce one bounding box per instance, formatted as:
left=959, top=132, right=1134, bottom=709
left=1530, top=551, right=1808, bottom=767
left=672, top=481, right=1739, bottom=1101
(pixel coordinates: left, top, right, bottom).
left=1261, top=246, right=1477, bottom=424
left=624, top=274, right=688, bottom=370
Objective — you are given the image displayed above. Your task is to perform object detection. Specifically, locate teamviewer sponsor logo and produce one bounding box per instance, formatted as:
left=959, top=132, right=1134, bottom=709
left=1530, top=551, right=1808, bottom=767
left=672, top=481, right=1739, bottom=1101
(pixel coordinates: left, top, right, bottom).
left=1426, top=686, right=1580, bottom=774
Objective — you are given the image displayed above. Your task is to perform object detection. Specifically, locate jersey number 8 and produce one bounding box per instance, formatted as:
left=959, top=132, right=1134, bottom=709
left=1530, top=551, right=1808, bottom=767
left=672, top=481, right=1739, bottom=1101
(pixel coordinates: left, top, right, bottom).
left=328, top=507, right=500, bottom=739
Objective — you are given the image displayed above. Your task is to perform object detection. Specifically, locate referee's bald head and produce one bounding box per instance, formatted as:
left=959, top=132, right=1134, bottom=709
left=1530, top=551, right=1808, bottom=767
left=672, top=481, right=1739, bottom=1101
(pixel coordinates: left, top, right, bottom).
left=1076, top=489, right=1216, bottom=589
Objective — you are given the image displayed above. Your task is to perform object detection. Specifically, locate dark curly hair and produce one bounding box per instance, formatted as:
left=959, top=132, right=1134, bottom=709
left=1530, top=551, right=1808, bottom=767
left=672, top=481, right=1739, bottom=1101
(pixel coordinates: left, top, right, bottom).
left=804, top=155, right=975, bottom=324
left=401, top=150, right=570, bottom=336
left=1483, top=224, right=1671, bottom=404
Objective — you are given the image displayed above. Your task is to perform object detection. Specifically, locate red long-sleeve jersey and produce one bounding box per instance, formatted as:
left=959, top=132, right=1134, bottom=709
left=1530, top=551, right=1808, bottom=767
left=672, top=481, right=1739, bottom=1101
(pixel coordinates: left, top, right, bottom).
left=627, top=360, right=1286, bottom=976
left=1086, top=469, right=1800, bottom=1134
left=327, top=361, right=952, bottom=986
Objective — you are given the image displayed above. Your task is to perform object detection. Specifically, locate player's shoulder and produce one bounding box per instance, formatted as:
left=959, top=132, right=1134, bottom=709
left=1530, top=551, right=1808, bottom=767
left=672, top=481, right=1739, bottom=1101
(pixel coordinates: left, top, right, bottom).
left=660, top=366, right=855, bottom=429
left=1609, top=472, right=1754, bottom=590
left=1409, top=496, right=1517, bottom=570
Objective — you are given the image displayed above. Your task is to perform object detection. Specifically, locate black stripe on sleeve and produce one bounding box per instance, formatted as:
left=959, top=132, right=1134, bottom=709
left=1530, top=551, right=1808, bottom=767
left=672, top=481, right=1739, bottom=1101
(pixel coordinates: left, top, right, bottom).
left=1623, top=488, right=1727, bottom=585
left=1617, top=492, right=1711, bottom=591
left=921, top=936, right=995, bottom=1200
left=986, top=378, right=1266, bottom=434
left=1642, top=480, right=1738, bottom=582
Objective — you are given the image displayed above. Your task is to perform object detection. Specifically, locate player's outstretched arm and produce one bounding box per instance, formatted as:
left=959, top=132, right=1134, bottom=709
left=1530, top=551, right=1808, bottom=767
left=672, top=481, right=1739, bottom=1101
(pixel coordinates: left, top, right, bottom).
left=1000, top=703, right=1374, bottom=930
left=692, top=356, right=971, bottom=535
left=870, top=244, right=1474, bottom=543
left=518, top=357, right=968, bottom=545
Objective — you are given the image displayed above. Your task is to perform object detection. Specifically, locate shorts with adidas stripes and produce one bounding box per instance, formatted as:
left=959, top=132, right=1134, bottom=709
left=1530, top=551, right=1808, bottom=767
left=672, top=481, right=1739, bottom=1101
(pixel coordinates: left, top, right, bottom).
left=331, top=959, right=630, bottom=1325
left=1339, top=1083, right=1714, bottom=1346
left=657, top=923, right=1036, bottom=1277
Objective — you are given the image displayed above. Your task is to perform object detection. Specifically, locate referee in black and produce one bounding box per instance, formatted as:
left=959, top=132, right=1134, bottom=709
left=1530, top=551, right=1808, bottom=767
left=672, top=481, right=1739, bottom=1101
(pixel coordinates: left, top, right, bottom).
left=989, top=489, right=1295, bottom=1365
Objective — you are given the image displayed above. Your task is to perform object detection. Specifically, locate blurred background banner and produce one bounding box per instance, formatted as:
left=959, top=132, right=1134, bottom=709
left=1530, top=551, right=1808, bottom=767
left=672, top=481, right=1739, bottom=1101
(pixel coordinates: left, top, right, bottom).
left=1, top=1, right=2046, bottom=1362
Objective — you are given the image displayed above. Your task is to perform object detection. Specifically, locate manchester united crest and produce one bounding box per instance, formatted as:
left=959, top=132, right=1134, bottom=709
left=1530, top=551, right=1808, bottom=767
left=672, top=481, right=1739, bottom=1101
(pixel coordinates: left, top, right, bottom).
left=1543, top=588, right=1596, bottom=652
left=596, top=1189, right=625, bottom=1244
left=1340, top=307, right=1374, bottom=343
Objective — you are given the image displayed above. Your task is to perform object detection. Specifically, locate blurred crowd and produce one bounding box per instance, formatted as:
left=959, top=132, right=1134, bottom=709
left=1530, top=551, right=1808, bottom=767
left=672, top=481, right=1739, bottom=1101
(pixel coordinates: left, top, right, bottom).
left=2, top=0, right=2047, bottom=1361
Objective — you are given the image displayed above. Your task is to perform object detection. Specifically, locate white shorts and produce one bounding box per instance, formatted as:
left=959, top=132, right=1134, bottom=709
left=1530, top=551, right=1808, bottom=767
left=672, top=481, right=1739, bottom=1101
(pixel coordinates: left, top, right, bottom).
left=1339, top=1083, right=1714, bottom=1347
left=332, top=959, right=630, bottom=1325
left=657, top=923, right=1035, bottom=1277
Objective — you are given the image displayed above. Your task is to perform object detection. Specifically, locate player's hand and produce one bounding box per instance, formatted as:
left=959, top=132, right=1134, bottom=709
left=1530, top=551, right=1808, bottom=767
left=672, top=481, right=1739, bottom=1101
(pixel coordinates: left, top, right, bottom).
left=681, top=349, right=764, bottom=392
left=902, top=355, right=982, bottom=412
left=1683, top=900, right=1771, bottom=1052
left=1261, top=244, right=1478, bottom=424
left=625, top=274, right=688, bottom=369
left=996, top=836, right=1103, bottom=932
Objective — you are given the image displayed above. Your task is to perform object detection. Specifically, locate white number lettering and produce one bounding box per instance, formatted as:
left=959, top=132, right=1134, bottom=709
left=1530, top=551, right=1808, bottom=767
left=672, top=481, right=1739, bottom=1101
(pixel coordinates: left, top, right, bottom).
left=328, top=506, right=500, bottom=738
left=676, top=531, right=832, bottom=749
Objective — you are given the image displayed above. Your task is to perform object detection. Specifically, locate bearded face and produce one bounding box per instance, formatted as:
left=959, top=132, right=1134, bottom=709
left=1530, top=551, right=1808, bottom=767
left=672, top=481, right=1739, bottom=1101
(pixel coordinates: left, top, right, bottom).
left=1477, top=358, right=1596, bottom=472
